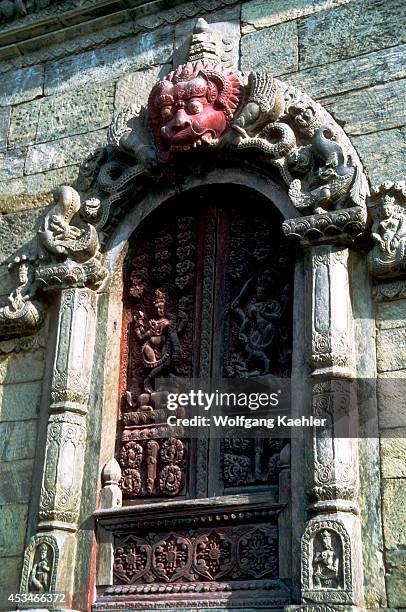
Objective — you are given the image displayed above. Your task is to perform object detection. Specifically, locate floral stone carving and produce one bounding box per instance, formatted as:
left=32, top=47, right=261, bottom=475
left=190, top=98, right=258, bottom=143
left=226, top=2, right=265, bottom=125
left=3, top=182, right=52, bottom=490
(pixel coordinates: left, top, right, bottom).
left=368, top=180, right=406, bottom=279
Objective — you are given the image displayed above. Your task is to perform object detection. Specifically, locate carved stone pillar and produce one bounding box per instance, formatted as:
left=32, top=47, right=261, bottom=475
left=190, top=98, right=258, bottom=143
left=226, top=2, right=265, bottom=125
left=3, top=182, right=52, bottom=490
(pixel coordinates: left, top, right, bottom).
left=20, top=288, right=97, bottom=608
left=308, top=246, right=355, bottom=379
left=295, top=244, right=364, bottom=611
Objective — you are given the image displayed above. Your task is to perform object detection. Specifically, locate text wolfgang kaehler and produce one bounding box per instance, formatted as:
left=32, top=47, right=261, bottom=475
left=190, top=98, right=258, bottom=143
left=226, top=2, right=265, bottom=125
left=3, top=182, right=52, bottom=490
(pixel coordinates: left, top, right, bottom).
left=165, top=390, right=327, bottom=430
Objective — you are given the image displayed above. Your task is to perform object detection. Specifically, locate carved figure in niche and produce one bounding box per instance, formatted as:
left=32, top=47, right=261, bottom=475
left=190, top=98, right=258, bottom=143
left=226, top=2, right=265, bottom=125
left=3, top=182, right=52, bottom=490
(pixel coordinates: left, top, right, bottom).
left=29, top=543, right=52, bottom=593
left=134, top=289, right=186, bottom=392
left=313, top=530, right=340, bottom=589
left=368, top=181, right=406, bottom=278
left=148, top=60, right=241, bottom=160
left=230, top=271, right=290, bottom=376
left=288, top=126, right=367, bottom=213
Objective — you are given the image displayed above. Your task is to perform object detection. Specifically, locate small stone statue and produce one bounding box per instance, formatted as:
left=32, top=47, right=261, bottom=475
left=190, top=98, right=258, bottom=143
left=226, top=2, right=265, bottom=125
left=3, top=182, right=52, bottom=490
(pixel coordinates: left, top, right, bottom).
left=368, top=181, right=406, bottom=278
left=29, top=543, right=51, bottom=593
left=313, top=530, right=340, bottom=588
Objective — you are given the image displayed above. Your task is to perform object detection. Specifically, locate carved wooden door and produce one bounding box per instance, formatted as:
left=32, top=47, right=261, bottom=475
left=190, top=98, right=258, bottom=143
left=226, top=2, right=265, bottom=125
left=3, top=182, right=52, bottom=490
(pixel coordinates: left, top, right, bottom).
left=110, top=185, right=294, bottom=605
left=118, top=184, right=294, bottom=503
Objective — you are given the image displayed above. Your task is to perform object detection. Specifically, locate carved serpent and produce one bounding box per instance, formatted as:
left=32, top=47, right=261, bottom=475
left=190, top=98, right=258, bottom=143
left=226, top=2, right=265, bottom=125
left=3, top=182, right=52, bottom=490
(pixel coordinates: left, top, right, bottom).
left=97, top=160, right=145, bottom=194
left=232, top=122, right=296, bottom=158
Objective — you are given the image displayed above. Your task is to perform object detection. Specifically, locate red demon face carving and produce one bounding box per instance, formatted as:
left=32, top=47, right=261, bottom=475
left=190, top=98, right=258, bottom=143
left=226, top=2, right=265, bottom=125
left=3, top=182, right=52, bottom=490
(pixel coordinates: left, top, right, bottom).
left=148, top=61, right=241, bottom=160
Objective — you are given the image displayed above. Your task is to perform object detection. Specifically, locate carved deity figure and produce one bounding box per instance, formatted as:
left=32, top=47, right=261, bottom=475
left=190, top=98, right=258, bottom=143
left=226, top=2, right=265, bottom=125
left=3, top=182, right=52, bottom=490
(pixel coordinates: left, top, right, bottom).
left=134, top=289, right=185, bottom=392
left=148, top=60, right=241, bottom=160
left=230, top=271, right=289, bottom=376
left=368, top=182, right=406, bottom=278
left=313, top=530, right=340, bottom=589
left=29, top=543, right=51, bottom=593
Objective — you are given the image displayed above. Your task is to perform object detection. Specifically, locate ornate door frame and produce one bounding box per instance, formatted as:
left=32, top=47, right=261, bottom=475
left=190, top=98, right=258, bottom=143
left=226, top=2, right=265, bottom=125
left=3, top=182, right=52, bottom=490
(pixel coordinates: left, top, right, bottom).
left=9, top=16, right=398, bottom=612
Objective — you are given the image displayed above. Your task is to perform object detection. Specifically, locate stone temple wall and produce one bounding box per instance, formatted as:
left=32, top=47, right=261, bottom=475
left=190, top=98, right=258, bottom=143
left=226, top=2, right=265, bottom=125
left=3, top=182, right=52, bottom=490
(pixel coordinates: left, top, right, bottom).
left=0, top=0, right=404, bottom=605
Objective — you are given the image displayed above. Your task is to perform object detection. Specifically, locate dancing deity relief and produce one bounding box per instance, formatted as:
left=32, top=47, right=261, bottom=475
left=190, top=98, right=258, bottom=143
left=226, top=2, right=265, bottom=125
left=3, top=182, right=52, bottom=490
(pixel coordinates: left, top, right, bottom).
left=134, top=289, right=186, bottom=393
left=230, top=270, right=290, bottom=377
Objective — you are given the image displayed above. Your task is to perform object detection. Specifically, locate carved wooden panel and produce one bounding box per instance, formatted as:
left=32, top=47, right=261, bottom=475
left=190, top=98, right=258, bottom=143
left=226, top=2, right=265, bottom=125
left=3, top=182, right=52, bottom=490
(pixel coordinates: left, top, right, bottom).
left=113, top=523, right=278, bottom=585
left=118, top=187, right=294, bottom=501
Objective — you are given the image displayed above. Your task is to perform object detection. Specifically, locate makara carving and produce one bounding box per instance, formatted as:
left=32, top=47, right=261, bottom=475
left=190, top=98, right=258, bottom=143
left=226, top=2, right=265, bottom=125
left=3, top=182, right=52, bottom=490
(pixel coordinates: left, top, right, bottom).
left=36, top=185, right=108, bottom=290
left=368, top=180, right=406, bottom=279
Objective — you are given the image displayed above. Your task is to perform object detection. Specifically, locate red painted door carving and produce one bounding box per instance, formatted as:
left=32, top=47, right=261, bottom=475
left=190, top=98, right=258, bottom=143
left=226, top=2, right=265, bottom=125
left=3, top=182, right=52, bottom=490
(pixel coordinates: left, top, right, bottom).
left=117, top=185, right=294, bottom=503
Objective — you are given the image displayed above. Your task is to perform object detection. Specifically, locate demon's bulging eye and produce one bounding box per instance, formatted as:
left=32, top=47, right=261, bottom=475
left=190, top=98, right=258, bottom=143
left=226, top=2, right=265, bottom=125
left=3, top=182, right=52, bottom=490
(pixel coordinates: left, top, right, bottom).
left=187, top=100, right=203, bottom=115
left=161, top=107, right=173, bottom=121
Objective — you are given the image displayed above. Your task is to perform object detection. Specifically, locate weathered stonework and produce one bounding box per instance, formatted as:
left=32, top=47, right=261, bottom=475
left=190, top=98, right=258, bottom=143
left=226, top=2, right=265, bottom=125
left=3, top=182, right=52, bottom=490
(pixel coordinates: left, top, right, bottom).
left=25, top=129, right=107, bottom=175
left=240, top=21, right=298, bottom=75
left=36, top=83, right=115, bottom=143
left=298, top=0, right=405, bottom=69
left=0, top=3, right=403, bottom=611
left=0, top=64, right=44, bottom=106
left=43, top=27, right=174, bottom=97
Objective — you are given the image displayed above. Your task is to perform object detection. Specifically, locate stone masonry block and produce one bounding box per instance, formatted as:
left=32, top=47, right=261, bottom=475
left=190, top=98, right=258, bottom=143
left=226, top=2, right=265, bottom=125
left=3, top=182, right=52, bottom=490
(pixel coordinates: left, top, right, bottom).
left=0, top=503, right=28, bottom=557
left=0, top=350, right=44, bottom=385
left=0, top=165, right=80, bottom=214
left=380, top=434, right=406, bottom=478
left=377, top=372, right=406, bottom=431
left=0, top=65, right=43, bottom=107
left=382, top=478, right=406, bottom=549
left=0, top=209, right=44, bottom=263
left=376, top=299, right=406, bottom=330
left=0, top=460, right=34, bottom=504
left=241, top=22, right=298, bottom=76
left=115, top=65, right=170, bottom=111
left=323, top=79, right=406, bottom=136
left=386, top=576, right=406, bottom=608
left=0, top=107, right=10, bottom=151
left=0, top=420, right=38, bottom=462
left=298, top=0, right=406, bottom=69
left=242, top=0, right=354, bottom=32
left=43, top=27, right=174, bottom=96
left=36, top=83, right=114, bottom=143
left=0, top=555, right=22, bottom=591
left=0, top=149, right=25, bottom=181
left=377, top=326, right=406, bottom=372
left=286, top=44, right=406, bottom=100
left=353, top=128, right=406, bottom=186
left=8, top=99, right=40, bottom=148
left=25, top=129, right=106, bottom=175
left=0, top=381, right=42, bottom=422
